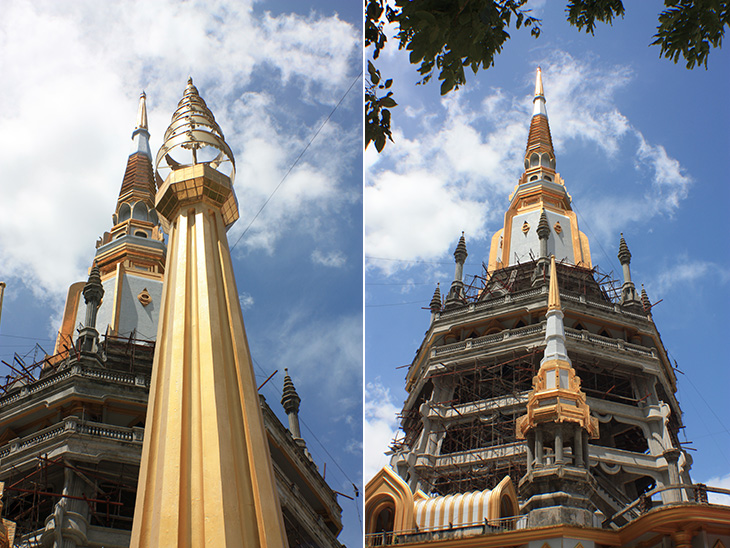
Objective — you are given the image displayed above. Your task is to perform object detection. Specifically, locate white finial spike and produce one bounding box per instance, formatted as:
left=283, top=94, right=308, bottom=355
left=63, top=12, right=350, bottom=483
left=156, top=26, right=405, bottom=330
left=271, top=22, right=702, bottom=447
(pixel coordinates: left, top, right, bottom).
left=135, top=92, right=148, bottom=131
left=532, top=67, right=548, bottom=117
left=541, top=256, right=571, bottom=366
left=131, top=91, right=151, bottom=158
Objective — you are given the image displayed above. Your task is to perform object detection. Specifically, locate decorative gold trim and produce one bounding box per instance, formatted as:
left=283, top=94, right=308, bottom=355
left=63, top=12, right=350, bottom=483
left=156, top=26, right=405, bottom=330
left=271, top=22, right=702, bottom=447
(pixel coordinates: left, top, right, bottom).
left=522, top=221, right=530, bottom=234
left=365, top=466, right=416, bottom=534
left=554, top=221, right=562, bottom=234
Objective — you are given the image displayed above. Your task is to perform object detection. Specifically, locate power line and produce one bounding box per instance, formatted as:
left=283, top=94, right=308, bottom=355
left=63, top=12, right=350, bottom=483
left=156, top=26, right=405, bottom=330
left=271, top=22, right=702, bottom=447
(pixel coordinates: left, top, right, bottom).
left=249, top=354, right=361, bottom=490
left=0, top=334, right=55, bottom=342
left=230, top=70, right=362, bottom=252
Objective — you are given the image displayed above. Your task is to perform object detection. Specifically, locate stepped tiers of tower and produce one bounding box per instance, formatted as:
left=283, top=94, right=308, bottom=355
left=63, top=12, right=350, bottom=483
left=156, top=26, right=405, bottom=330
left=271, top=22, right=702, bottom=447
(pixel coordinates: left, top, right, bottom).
left=0, top=84, right=344, bottom=547
left=365, top=68, right=730, bottom=548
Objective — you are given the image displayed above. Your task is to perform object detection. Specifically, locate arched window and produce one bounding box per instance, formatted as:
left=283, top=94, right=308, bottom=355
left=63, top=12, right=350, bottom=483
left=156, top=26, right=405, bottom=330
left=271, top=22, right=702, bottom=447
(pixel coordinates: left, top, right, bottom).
left=118, top=203, right=131, bottom=222
left=132, top=201, right=148, bottom=221
left=135, top=230, right=148, bottom=238
left=374, top=504, right=395, bottom=533
left=367, top=496, right=397, bottom=546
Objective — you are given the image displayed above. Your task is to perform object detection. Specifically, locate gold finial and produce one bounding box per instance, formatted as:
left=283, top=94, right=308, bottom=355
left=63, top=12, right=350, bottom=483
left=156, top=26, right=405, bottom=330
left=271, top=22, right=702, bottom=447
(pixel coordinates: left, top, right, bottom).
left=155, top=79, right=235, bottom=182
left=548, top=255, right=561, bottom=311
left=535, top=66, right=544, bottom=97
left=135, top=91, right=148, bottom=131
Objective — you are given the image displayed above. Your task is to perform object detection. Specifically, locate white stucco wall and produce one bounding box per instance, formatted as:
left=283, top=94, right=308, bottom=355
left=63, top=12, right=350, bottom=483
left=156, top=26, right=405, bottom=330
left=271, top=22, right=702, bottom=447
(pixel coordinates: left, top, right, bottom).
left=75, top=273, right=163, bottom=341
left=508, top=209, right=574, bottom=266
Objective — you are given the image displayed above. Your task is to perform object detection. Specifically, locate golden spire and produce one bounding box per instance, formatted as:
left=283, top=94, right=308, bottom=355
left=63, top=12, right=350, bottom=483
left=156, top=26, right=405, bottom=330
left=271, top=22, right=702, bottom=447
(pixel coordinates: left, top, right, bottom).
left=135, top=91, right=148, bottom=131
left=516, top=251, right=599, bottom=441
left=548, top=255, right=561, bottom=311
left=130, top=81, right=288, bottom=548
left=534, top=66, right=544, bottom=98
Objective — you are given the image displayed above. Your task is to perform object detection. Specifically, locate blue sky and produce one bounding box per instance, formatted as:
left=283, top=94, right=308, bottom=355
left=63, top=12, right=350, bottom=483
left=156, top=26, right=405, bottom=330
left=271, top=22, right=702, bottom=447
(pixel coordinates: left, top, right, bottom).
left=0, top=0, right=362, bottom=544
left=365, top=0, right=730, bottom=503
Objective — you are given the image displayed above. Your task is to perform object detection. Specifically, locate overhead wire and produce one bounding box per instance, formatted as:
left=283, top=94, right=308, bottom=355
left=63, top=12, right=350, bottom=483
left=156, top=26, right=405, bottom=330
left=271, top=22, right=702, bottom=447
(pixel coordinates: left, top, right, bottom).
left=249, top=353, right=363, bottom=528
left=230, top=69, right=363, bottom=252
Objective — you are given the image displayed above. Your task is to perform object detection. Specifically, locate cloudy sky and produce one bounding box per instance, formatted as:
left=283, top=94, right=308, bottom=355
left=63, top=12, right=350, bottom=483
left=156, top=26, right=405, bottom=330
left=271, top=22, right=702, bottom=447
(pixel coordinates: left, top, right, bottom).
left=0, top=0, right=363, bottom=543
left=365, top=0, right=730, bottom=503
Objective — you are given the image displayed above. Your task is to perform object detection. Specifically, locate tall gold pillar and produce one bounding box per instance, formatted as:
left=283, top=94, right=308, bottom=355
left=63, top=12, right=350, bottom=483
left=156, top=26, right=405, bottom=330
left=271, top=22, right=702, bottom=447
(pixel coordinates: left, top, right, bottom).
left=130, top=81, right=288, bottom=547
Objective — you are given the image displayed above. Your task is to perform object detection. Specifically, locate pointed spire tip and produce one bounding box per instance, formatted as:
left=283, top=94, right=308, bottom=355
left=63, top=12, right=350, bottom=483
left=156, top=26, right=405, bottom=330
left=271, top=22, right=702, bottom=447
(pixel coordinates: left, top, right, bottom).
left=534, top=66, right=544, bottom=98
left=548, top=255, right=561, bottom=311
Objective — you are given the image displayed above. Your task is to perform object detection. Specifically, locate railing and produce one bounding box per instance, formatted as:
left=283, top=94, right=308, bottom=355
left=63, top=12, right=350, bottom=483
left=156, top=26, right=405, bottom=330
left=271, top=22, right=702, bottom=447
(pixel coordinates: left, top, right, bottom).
left=432, top=322, right=546, bottom=357
left=0, top=418, right=143, bottom=461
left=0, top=365, right=148, bottom=408
left=430, top=321, right=657, bottom=361
left=564, top=328, right=655, bottom=358
left=365, top=515, right=524, bottom=546
left=603, top=483, right=730, bottom=526
left=437, top=286, right=649, bottom=324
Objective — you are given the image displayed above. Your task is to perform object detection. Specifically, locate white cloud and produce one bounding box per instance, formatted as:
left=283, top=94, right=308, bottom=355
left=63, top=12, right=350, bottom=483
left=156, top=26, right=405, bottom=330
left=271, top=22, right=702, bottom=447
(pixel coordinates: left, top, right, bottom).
left=239, top=292, right=255, bottom=310
left=0, top=0, right=359, bottom=300
left=263, top=312, right=362, bottom=411
left=705, top=473, right=730, bottom=506
left=365, top=169, right=487, bottom=273
left=311, top=250, right=347, bottom=268
left=364, top=380, right=401, bottom=480
left=649, top=257, right=730, bottom=296
left=539, top=51, right=633, bottom=156
left=636, top=136, right=692, bottom=215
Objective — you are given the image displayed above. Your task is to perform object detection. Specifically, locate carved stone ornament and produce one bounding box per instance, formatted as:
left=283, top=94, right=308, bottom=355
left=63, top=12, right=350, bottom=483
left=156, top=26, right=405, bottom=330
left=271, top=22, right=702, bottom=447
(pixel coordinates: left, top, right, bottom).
left=522, top=220, right=530, bottom=234
left=554, top=221, right=562, bottom=234
left=138, top=288, right=152, bottom=307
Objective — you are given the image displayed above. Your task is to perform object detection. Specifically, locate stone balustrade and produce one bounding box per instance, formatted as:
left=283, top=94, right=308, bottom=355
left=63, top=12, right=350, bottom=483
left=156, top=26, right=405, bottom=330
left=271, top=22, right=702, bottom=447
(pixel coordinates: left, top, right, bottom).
left=0, top=366, right=149, bottom=407
left=0, top=418, right=143, bottom=461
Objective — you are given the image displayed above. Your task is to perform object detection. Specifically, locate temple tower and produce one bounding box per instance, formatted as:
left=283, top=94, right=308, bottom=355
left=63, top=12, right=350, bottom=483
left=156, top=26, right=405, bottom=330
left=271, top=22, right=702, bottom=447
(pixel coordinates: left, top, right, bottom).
left=55, top=92, right=166, bottom=350
left=130, top=79, right=288, bottom=547
left=379, top=68, right=691, bottom=531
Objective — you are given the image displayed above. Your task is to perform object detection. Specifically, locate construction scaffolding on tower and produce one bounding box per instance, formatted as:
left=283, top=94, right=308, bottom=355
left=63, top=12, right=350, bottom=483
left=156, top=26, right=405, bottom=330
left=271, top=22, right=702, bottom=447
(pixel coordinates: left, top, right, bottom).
left=2, top=454, right=138, bottom=542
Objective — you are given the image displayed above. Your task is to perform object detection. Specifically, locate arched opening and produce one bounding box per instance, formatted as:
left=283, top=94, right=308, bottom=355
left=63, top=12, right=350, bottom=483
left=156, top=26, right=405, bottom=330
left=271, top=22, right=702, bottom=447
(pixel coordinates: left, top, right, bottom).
left=374, top=504, right=395, bottom=532
left=118, top=203, right=131, bottom=222
left=530, top=153, right=539, bottom=168
left=366, top=496, right=397, bottom=546
left=499, top=494, right=514, bottom=518
left=135, top=230, right=148, bottom=238
left=132, top=202, right=148, bottom=221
